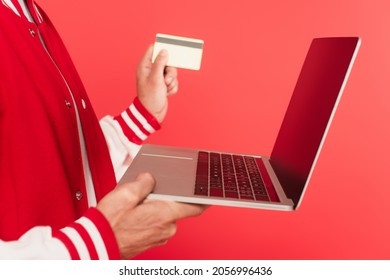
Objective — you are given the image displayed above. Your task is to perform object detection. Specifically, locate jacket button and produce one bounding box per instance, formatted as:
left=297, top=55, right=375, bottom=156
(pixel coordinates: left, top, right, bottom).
left=29, top=28, right=36, bottom=37
left=65, top=100, right=72, bottom=108
left=75, top=191, right=83, bottom=201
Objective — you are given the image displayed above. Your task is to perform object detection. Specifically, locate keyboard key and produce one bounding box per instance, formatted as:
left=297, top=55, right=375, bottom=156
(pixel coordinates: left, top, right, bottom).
left=240, top=195, right=255, bottom=200
left=225, top=191, right=239, bottom=198
left=210, top=188, right=223, bottom=197
left=255, top=195, right=269, bottom=201
left=195, top=187, right=208, bottom=196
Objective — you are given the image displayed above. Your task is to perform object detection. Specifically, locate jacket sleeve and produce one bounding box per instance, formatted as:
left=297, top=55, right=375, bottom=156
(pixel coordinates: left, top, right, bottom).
left=99, top=97, right=161, bottom=181
left=0, top=208, right=120, bottom=260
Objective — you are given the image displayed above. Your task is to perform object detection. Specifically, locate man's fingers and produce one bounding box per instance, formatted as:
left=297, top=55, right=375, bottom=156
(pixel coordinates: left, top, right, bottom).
left=164, top=66, right=178, bottom=82
left=168, top=201, right=209, bottom=221
left=166, top=79, right=179, bottom=95
left=164, top=66, right=179, bottom=95
left=141, top=199, right=208, bottom=221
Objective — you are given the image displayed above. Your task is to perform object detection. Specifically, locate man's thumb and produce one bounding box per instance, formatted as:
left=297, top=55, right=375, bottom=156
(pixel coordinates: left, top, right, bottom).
left=151, top=49, right=169, bottom=78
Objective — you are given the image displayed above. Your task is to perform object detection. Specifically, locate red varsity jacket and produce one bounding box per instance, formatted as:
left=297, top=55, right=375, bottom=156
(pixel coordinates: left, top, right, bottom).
left=0, top=0, right=160, bottom=259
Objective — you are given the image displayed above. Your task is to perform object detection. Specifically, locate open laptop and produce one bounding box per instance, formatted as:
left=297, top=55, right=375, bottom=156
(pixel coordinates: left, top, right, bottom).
left=119, top=37, right=361, bottom=211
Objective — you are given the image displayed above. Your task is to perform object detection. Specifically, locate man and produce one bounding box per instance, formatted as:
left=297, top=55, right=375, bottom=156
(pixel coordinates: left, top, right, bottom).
left=0, top=0, right=206, bottom=259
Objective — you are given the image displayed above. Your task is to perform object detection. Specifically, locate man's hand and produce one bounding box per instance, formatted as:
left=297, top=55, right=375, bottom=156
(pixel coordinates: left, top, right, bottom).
left=136, top=45, right=179, bottom=124
left=96, top=173, right=206, bottom=259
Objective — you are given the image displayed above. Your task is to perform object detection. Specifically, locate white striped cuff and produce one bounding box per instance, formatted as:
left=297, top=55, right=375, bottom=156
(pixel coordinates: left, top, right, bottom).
left=113, top=97, right=161, bottom=145
left=52, top=208, right=120, bottom=260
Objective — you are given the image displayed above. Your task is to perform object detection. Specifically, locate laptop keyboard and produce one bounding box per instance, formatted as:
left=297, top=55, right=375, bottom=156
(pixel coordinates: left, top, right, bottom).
left=195, top=151, right=280, bottom=202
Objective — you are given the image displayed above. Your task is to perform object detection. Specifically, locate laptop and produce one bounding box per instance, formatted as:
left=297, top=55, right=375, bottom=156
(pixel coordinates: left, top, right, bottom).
left=118, top=37, right=361, bottom=210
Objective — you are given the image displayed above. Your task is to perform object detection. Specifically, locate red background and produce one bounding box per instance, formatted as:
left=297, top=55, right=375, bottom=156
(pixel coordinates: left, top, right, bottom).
left=38, top=0, right=390, bottom=259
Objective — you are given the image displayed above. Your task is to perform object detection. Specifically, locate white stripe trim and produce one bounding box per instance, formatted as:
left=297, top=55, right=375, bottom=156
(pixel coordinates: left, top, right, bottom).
left=129, top=104, right=156, bottom=134
left=120, top=111, right=148, bottom=141
left=76, top=217, right=109, bottom=260
left=1, top=0, right=10, bottom=9
left=60, top=227, right=91, bottom=260
left=2, top=0, right=21, bottom=16
left=3, top=0, right=42, bottom=24
left=18, top=0, right=34, bottom=22
left=33, top=3, right=43, bottom=23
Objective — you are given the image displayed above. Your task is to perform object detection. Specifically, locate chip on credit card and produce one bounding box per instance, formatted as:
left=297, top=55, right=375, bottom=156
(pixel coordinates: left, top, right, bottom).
left=152, top=34, right=204, bottom=70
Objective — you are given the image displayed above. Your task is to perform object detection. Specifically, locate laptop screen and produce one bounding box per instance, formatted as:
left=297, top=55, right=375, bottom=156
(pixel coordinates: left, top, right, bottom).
left=270, top=37, right=360, bottom=208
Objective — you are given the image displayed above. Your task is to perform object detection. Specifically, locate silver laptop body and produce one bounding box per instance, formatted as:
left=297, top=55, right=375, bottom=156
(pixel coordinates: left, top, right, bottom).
left=118, top=37, right=361, bottom=211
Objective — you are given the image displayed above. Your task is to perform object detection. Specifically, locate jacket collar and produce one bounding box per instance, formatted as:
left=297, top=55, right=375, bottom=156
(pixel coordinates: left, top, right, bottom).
left=2, top=0, right=43, bottom=24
